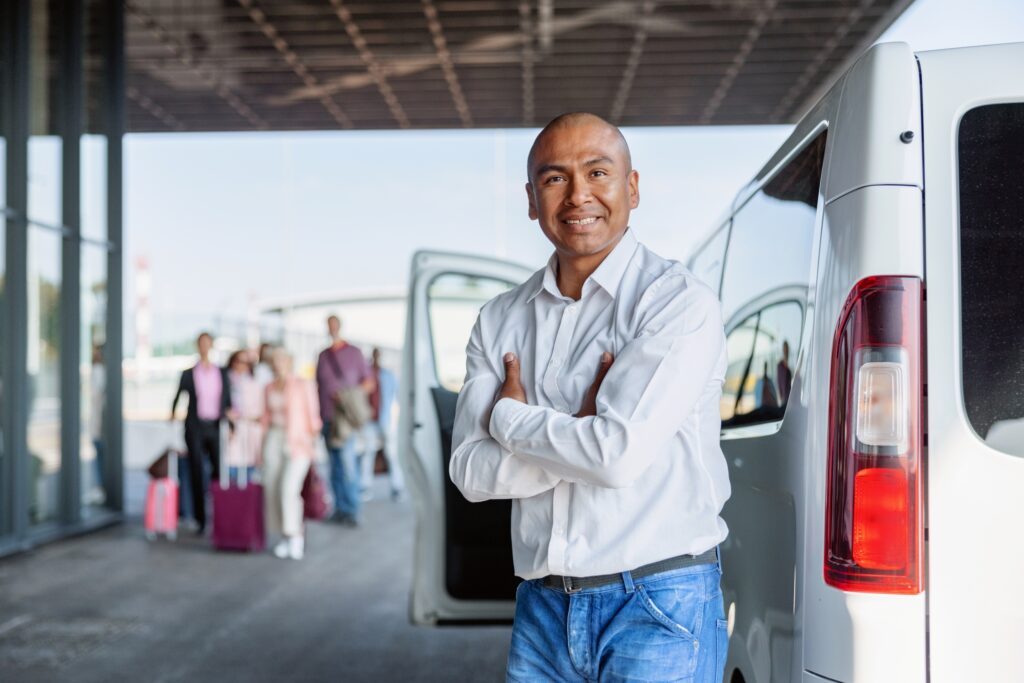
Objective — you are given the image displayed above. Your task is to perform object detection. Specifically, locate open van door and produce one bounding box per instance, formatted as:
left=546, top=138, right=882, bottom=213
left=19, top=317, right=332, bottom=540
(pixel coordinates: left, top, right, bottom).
left=399, top=251, right=533, bottom=625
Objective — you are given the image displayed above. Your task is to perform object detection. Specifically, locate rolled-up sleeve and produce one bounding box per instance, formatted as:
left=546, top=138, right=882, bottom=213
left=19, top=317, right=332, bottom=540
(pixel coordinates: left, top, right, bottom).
left=489, top=278, right=724, bottom=489
left=449, top=314, right=561, bottom=502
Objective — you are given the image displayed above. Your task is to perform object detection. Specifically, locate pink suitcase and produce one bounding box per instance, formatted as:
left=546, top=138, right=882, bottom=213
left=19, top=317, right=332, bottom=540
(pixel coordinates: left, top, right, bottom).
left=144, top=453, right=178, bottom=541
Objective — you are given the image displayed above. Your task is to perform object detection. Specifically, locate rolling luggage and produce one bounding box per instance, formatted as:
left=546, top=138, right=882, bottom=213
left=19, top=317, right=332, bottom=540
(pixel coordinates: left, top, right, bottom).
left=211, top=422, right=265, bottom=552
left=144, top=451, right=179, bottom=541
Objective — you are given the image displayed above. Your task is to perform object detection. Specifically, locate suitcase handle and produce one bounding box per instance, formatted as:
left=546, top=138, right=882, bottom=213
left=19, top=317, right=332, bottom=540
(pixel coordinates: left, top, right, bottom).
left=220, top=420, right=250, bottom=489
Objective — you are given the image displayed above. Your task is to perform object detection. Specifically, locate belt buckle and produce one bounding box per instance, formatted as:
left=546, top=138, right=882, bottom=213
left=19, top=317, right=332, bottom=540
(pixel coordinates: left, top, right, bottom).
left=562, top=576, right=581, bottom=594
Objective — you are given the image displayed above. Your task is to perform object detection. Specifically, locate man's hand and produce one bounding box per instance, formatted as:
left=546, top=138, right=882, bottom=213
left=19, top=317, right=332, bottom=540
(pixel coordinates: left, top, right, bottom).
left=576, top=352, right=614, bottom=417
left=498, top=353, right=527, bottom=404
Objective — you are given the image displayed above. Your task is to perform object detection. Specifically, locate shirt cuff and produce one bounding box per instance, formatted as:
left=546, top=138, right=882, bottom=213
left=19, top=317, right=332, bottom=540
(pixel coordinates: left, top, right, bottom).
left=489, top=397, right=530, bottom=448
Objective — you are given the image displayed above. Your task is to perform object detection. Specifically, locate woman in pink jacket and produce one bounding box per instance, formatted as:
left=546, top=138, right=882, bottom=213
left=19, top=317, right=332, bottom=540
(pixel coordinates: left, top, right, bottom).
left=261, top=348, right=322, bottom=560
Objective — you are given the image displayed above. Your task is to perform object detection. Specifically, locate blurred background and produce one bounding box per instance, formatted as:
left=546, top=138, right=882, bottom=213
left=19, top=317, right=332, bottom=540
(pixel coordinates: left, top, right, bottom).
left=0, top=0, right=1021, bottom=680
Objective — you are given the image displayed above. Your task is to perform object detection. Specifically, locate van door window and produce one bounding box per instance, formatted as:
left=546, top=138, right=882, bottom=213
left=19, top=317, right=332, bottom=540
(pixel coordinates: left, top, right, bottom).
left=721, top=301, right=803, bottom=428
left=958, top=103, right=1024, bottom=457
left=718, top=132, right=826, bottom=324
left=427, top=273, right=514, bottom=391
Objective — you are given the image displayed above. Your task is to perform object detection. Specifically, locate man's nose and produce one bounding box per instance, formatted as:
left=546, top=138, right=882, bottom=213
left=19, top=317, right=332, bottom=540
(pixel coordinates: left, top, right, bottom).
left=564, top=176, right=593, bottom=207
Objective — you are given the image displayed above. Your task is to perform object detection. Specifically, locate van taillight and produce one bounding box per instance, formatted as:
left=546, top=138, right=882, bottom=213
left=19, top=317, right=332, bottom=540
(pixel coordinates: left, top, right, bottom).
left=825, top=276, right=924, bottom=594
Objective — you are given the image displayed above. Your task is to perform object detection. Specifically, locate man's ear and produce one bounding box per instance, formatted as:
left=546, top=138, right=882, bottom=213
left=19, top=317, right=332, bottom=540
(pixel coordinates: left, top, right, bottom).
left=628, top=170, right=640, bottom=210
left=526, top=182, right=538, bottom=220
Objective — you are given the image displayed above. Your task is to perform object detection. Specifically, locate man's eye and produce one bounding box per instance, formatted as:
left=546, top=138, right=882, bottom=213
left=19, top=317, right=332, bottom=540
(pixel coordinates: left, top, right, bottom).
left=591, top=170, right=607, bottom=177
left=544, top=176, right=564, bottom=184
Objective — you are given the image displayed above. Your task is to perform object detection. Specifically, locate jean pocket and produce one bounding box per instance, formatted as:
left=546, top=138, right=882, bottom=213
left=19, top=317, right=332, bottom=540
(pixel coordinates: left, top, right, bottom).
left=635, top=583, right=703, bottom=643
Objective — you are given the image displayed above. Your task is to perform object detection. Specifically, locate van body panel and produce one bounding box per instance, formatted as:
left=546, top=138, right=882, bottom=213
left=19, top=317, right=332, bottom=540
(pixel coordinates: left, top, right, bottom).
left=802, top=185, right=926, bottom=683
left=705, top=43, right=932, bottom=683
left=824, top=42, right=923, bottom=203
left=918, top=42, right=1024, bottom=683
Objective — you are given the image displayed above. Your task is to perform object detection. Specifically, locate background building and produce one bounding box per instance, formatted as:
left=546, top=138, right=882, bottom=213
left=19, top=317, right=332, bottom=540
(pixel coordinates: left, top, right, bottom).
left=0, top=0, right=125, bottom=553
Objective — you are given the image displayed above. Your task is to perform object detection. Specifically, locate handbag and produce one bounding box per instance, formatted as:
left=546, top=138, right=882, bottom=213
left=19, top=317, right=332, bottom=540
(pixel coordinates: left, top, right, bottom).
left=326, top=348, right=373, bottom=447
left=301, top=465, right=329, bottom=520
left=147, top=448, right=180, bottom=479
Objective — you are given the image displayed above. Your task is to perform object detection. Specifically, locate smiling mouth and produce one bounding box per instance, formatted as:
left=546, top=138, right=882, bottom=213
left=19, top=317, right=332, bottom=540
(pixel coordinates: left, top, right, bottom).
left=563, top=217, right=599, bottom=225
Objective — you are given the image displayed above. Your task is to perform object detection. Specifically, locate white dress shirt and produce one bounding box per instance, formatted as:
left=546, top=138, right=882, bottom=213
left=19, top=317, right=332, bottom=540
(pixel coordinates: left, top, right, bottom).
left=449, top=229, right=730, bottom=580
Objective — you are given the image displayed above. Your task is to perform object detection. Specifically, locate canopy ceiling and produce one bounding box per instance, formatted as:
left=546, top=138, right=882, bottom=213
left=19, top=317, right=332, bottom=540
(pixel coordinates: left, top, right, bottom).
left=125, top=0, right=911, bottom=132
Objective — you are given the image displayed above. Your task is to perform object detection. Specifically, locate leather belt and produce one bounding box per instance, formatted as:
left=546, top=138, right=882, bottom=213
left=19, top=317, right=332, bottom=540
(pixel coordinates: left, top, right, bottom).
left=541, top=549, right=718, bottom=594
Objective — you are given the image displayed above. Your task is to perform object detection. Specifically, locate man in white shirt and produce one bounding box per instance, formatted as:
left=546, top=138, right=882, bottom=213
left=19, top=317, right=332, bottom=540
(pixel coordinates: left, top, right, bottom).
left=450, top=112, right=730, bottom=682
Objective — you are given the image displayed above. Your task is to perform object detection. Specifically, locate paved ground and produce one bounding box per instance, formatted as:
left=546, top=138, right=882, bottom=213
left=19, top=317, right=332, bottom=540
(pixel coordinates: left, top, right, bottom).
left=0, top=474, right=511, bottom=682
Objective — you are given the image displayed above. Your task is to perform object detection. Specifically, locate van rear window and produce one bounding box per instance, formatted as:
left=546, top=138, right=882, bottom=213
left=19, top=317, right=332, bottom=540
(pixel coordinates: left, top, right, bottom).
left=959, top=103, right=1024, bottom=456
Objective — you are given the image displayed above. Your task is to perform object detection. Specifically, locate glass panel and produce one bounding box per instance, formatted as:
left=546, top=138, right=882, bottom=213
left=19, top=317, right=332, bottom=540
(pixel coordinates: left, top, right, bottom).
left=81, top=136, right=107, bottom=240
left=28, top=0, right=62, bottom=226
left=427, top=273, right=515, bottom=392
left=958, top=103, right=1024, bottom=457
left=81, top=246, right=108, bottom=512
left=721, top=302, right=803, bottom=428
left=28, top=227, right=62, bottom=525
left=28, top=137, right=61, bottom=226
left=719, top=132, right=826, bottom=323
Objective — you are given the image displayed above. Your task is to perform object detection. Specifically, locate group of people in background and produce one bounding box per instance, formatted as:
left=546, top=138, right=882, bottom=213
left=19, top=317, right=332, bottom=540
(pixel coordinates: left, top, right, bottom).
left=169, top=315, right=403, bottom=560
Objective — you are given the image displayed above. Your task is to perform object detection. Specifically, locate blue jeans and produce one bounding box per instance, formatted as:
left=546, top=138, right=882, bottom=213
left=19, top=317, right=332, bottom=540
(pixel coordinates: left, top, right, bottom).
left=227, top=466, right=257, bottom=485
left=322, top=425, right=362, bottom=520
left=507, top=556, right=728, bottom=682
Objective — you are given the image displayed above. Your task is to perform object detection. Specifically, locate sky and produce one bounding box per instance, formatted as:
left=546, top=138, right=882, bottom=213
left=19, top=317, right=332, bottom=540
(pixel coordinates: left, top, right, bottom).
left=124, top=0, right=1024, bottom=350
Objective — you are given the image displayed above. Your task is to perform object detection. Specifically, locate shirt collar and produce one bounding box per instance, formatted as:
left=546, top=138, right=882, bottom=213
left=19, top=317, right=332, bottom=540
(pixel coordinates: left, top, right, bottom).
left=527, top=228, right=637, bottom=303
left=587, top=228, right=637, bottom=299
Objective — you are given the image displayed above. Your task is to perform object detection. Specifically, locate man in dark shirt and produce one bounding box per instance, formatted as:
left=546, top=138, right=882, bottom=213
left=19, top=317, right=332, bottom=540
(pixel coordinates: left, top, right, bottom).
left=315, top=315, right=374, bottom=526
left=170, top=331, right=231, bottom=533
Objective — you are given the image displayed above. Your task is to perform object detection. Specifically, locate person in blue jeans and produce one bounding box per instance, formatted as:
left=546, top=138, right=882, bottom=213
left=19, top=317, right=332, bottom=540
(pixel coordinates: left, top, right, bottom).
left=448, top=113, right=731, bottom=681
left=316, top=314, right=375, bottom=527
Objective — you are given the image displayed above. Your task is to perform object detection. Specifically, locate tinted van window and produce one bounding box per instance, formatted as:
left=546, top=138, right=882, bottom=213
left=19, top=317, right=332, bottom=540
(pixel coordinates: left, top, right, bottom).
left=959, top=103, right=1024, bottom=457
left=721, top=302, right=803, bottom=427
left=717, top=131, right=825, bottom=429
left=719, top=132, right=826, bottom=323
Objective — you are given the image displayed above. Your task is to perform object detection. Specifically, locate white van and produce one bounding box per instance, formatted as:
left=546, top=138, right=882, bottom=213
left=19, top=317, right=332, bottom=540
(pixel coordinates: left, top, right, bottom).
left=398, top=41, right=1024, bottom=682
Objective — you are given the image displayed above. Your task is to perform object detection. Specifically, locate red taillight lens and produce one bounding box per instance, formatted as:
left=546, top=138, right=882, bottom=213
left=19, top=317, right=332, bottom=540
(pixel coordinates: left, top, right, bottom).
left=825, top=276, right=925, bottom=594
left=853, top=468, right=908, bottom=570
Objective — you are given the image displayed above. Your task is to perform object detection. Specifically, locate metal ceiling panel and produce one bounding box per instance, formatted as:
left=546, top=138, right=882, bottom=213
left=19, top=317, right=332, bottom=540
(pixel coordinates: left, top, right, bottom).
left=125, top=0, right=912, bottom=132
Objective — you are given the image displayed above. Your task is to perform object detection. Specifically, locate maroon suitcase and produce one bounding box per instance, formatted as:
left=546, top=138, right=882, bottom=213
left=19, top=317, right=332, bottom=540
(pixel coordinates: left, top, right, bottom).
left=211, top=423, right=266, bottom=552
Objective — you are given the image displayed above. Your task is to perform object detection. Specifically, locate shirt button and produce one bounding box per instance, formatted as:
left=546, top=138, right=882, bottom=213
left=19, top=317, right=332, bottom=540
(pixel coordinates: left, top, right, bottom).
left=551, top=358, right=561, bottom=367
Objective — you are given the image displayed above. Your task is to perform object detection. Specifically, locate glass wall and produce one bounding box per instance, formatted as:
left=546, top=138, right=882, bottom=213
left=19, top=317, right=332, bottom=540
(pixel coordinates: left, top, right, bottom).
left=81, top=245, right=107, bottom=512
left=27, top=226, right=61, bottom=524
left=0, top=0, right=122, bottom=552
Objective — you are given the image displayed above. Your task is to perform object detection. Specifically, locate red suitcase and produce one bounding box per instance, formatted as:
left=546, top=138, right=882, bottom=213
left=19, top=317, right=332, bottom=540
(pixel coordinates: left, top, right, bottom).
left=144, top=453, right=178, bottom=541
left=211, top=423, right=266, bottom=552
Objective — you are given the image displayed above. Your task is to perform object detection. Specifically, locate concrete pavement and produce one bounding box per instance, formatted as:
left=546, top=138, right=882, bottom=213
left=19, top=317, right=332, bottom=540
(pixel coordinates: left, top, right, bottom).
left=0, top=475, right=511, bottom=682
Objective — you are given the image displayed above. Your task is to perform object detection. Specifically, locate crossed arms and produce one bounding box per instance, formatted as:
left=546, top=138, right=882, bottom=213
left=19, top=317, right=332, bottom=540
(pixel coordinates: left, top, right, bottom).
left=448, top=280, right=724, bottom=502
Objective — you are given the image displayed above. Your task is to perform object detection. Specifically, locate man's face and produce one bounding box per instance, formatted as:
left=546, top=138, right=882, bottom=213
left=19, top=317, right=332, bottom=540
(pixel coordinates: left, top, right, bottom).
left=327, top=317, right=340, bottom=338
left=197, top=335, right=212, bottom=356
left=526, top=121, right=639, bottom=261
